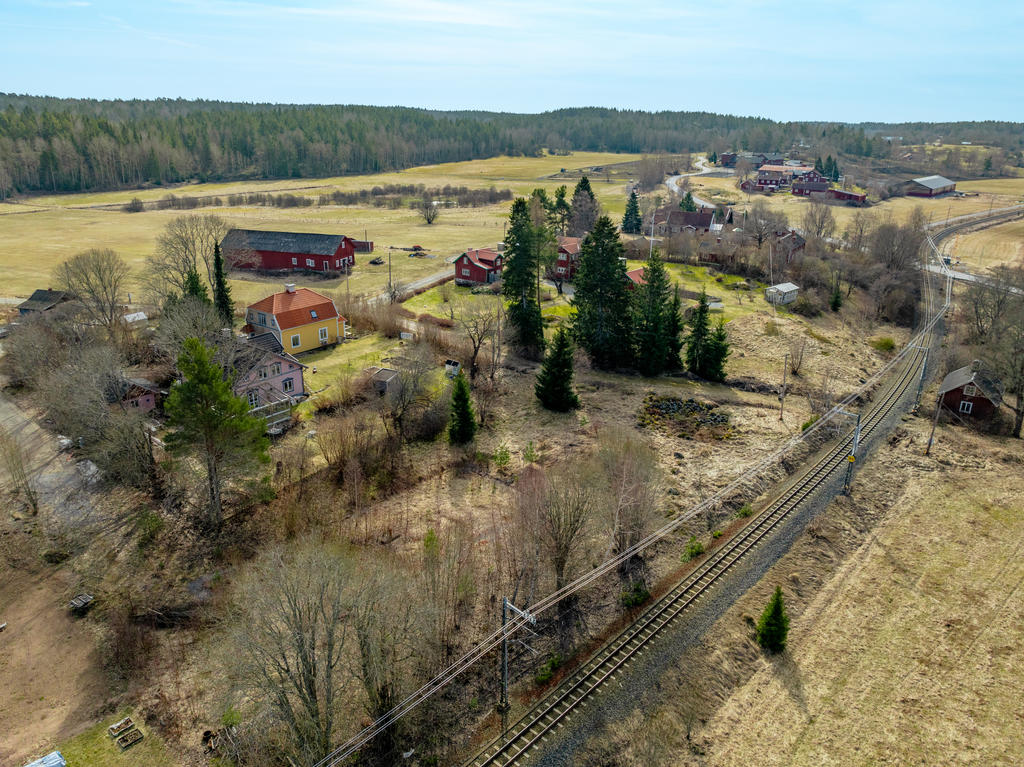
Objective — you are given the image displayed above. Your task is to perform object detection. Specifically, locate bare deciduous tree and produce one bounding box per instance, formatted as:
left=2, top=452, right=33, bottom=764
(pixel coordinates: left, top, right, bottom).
left=378, top=343, right=436, bottom=440
left=53, top=248, right=130, bottom=336
left=748, top=200, right=788, bottom=250
left=456, top=299, right=501, bottom=380
left=789, top=337, right=807, bottom=375
left=597, top=429, right=661, bottom=589
left=842, top=208, right=873, bottom=253
left=229, top=544, right=357, bottom=766
left=963, top=266, right=1017, bottom=342
left=415, top=194, right=440, bottom=225
left=801, top=200, right=836, bottom=243
left=145, top=214, right=228, bottom=299
left=0, top=425, right=38, bottom=514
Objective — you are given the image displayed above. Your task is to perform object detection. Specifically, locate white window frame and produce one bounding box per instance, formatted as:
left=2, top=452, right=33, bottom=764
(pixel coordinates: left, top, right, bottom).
left=319, top=326, right=329, bottom=342
left=271, top=362, right=281, bottom=376
left=556, top=266, right=566, bottom=274
left=959, top=400, right=973, bottom=414
left=291, top=334, right=301, bottom=348
left=963, top=384, right=977, bottom=396
left=247, top=390, right=259, bottom=408
left=257, top=366, right=268, bottom=380
left=292, top=257, right=298, bottom=265
left=310, top=310, right=318, bottom=319
left=461, top=267, right=471, bottom=276
left=306, top=258, right=315, bottom=267
left=283, top=377, right=294, bottom=393
left=258, top=312, right=267, bottom=326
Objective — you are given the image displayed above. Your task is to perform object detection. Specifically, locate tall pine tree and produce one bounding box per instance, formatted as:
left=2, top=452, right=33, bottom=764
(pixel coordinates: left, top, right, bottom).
left=572, top=216, right=632, bottom=369
left=448, top=372, right=477, bottom=444
left=212, top=242, right=233, bottom=326
left=535, top=326, right=580, bottom=412
left=631, top=248, right=673, bottom=376
left=574, top=175, right=595, bottom=201
left=622, top=190, right=642, bottom=234
left=501, top=198, right=545, bottom=356
left=665, top=285, right=684, bottom=371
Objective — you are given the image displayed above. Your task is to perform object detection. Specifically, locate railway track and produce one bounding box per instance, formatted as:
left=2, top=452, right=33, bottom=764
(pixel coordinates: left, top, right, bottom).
left=466, top=328, right=937, bottom=767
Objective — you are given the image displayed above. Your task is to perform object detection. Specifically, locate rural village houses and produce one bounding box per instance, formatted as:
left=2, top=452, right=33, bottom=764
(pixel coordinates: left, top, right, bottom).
left=453, top=247, right=504, bottom=285
left=221, top=228, right=371, bottom=273
left=243, top=284, right=345, bottom=354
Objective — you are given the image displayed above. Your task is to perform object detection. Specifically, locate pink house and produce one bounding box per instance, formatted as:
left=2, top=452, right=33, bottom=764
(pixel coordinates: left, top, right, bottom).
left=229, top=333, right=308, bottom=431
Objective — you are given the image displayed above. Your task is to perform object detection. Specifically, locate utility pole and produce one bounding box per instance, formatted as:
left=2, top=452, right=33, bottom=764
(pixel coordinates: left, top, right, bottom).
left=926, top=390, right=943, bottom=455
left=648, top=205, right=656, bottom=259
left=498, top=597, right=536, bottom=715
left=387, top=247, right=393, bottom=297
left=908, top=344, right=929, bottom=410
left=837, top=409, right=861, bottom=494
left=779, top=352, right=789, bottom=421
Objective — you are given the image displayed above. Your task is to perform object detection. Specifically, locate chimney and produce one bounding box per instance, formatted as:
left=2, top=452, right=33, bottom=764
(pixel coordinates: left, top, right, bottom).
left=284, top=283, right=296, bottom=293
left=970, top=359, right=981, bottom=372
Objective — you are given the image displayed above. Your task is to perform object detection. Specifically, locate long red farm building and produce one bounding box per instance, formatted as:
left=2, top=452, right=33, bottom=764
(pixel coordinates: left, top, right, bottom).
left=222, top=229, right=369, bottom=273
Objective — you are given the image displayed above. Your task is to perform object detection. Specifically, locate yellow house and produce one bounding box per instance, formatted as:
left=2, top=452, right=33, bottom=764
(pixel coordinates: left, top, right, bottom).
left=244, top=284, right=345, bottom=354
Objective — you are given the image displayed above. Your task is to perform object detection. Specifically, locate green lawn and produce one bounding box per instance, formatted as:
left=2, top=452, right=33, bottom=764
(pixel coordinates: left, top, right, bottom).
left=57, top=711, right=175, bottom=767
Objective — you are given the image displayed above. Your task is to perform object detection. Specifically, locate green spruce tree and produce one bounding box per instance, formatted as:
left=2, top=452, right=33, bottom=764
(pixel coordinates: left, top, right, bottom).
left=184, top=268, right=210, bottom=303
left=830, top=279, right=843, bottom=312
left=814, top=156, right=824, bottom=175
left=448, top=371, right=477, bottom=444
left=622, top=190, right=643, bottom=234
left=164, top=338, right=269, bottom=529
left=685, top=287, right=712, bottom=377
left=535, top=326, right=580, bottom=412
left=573, top=175, right=595, bottom=201
left=665, top=285, right=684, bottom=370
left=755, top=585, right=790, bottom=653
left=679, top=191, right=697, bottom=212
left=501, top=198, right=545, bottom=356
left=572, top=216, right=632, bottom=369
left=212, top=242, right=234, bottom=326
left=631, top=248, right=672, bottom=376
left=552, top=185, right=571, bottom=234
left=709, top=150, right=718, bottom=165
left=705, top=318, right=730, bottom=382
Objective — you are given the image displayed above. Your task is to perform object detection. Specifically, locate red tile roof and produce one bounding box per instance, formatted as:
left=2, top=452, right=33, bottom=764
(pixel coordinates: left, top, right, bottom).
left=247, top=287, right=341, bottom=330
left=464, top=248, right=502, bottom=269
left=626, top=267, right=647, bottom=286
left=557, top=236, right=582, bottom=255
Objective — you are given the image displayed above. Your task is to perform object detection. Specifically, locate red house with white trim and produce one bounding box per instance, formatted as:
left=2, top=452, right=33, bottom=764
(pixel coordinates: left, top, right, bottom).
left=554, top=236, right=582, bottom=279
left=454, top=248, right=503, bottom=285
left=221, top=229, right=356, bottom=273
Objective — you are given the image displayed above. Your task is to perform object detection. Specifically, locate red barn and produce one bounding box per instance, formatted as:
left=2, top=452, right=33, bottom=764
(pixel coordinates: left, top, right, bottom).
left=829, top=188, right=867, bottom=204
left=791, top=170, right=830, bottom=196
left=221, top=229, right=356, bottom=273
left=454, top=248, right=503, bottom=285
left=938, top=361, right=1003, bottom=420
left=554, top=236, right=582, bottom=279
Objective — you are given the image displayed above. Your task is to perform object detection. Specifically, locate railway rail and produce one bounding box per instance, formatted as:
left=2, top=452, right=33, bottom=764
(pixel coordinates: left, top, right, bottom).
left=465, top=337, right=932, bottom=767
left=317, top=206, right=1012, bottom=767
left=463, top=210, right=1014, bottom=766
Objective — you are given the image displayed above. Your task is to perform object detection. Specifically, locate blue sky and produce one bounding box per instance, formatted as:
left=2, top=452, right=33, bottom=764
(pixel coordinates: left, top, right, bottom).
left=3, top=0, right=1022, bottom=122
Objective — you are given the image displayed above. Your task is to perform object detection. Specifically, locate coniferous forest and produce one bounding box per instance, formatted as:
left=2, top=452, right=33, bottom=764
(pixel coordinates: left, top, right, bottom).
left=1, top=93, right=1022, bottom=196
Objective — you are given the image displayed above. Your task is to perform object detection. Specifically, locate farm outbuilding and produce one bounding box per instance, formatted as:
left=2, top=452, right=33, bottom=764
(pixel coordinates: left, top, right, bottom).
left=938, top=361, right=1003, bottom=420
left=222, top=229, right=357, bottom=273
left=765, top=282, right=800, bottom=305
left=17, top=289, right=73, bottom=315
left=905, top=175, right=956, bottom=197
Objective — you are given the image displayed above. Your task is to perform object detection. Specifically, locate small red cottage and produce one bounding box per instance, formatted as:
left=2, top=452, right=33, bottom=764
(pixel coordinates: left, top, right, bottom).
left=938, top=361, right=1003, bottom=420
left=554, top=236, right=582, bottom=279
left=791, top=170, right=830, bottom=196
left=828, top=188, right=867, bottom=204
left=625, top=267, right=647, bottom=291
left=454, top=248, right=503, bottom=286
left=221, top=229, right=357, bottom=273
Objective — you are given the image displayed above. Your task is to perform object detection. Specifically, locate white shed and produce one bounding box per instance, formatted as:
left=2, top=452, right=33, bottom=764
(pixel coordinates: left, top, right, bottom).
left=23, top=752, right=67, bottom=767
left=765, top=282, right=800, bottom=305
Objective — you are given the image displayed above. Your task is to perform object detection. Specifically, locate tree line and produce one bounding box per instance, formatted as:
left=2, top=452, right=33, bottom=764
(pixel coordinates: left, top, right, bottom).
left=3, top=94, right=1022, bottom=197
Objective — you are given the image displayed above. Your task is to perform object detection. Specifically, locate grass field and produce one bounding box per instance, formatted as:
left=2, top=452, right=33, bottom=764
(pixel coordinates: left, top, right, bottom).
left=0, top=152, right=640, bottom=303
left=700, top=425, right=1024, bottom=767
left=57, top=711, right=175, bottom=767
left=943, top=218, right=1024, bottom=273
